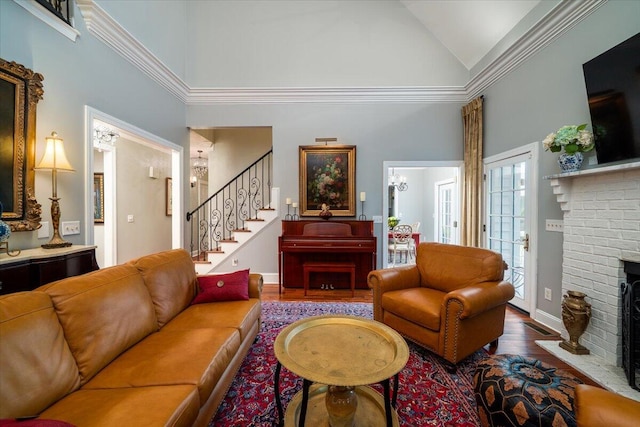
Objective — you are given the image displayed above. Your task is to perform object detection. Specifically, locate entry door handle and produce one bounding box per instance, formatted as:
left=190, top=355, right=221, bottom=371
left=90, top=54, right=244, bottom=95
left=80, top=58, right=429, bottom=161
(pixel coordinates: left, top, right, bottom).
left=522, top=233, right=529, bottom=252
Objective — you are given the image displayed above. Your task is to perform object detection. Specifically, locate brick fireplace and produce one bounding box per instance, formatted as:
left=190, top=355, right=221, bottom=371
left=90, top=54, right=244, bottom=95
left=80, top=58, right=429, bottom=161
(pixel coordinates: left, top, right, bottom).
left=548, top=161, right=640, bottom=366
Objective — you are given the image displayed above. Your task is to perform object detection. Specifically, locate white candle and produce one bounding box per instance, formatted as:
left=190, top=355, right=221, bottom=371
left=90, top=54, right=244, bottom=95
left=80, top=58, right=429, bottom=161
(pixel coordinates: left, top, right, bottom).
left=360, top=192, right=366, bottom=202
left=292, top=202, right=298, bottom=208
left=285, top=198, right=292, bottom=205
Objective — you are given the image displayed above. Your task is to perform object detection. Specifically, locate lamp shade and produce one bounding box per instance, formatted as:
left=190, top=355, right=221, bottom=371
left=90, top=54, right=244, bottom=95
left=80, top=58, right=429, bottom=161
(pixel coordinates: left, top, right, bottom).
left=35, top=132, right=74, bottom=171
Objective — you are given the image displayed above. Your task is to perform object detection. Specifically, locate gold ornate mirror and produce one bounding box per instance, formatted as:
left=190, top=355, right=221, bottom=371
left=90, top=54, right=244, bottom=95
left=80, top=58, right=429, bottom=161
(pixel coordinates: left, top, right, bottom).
left=0, top=58, right=43, bottom=231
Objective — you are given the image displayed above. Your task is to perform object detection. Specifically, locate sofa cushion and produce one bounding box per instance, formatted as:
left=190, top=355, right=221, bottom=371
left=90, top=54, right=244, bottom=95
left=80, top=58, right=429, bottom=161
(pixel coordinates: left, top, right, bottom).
left=381, top=287, right=445, bottom=331
left=416, top=243, right=504, bottom=293
left=37, top=265, right=158, bottom=385
left=83, top=328, right=241, bottom=404
left=129, top=249, right=197, bottom=328
left=39, top=385, right=199, bottom=427
left=0, top=292, right=81, bottom=419
left=0, top=420, right=75, bottom=427
left=163, top=299, right=261, bottom=341
left=193, top=269, right=250, bottom=304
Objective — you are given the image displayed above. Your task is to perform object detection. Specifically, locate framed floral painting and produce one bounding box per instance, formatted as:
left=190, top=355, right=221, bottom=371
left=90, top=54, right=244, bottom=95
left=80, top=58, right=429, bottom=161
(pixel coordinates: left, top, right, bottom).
left=299, top=145, right=356, bottom=217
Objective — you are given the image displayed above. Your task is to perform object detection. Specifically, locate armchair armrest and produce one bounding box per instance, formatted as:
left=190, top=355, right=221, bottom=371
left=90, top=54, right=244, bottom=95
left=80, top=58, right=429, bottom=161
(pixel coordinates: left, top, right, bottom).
left=368, top=265, right=420, bottom=322
left=444, top=280, right=515, bottom=319
left=248, top=273, right=264, bottom=299
left=367, top=265, right=420, bottom=293
left=575, top=384, right=640, bottom=427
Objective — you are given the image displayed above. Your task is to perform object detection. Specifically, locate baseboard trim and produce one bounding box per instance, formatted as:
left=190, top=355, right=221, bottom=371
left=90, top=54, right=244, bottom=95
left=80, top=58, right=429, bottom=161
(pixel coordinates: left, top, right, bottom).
left=534, top=309, right=562, bottom=334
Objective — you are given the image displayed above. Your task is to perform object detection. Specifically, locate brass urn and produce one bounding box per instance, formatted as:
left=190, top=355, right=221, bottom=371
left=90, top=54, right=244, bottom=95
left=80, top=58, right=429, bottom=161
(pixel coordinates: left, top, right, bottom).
left=325, top=385, right=357, bottom=427
left=560, top=290, right=591, bottom=354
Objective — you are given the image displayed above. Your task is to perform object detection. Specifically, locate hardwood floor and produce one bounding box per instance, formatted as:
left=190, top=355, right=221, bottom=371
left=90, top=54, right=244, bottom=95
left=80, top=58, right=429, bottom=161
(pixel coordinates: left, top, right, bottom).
left=262, top=284, right=601, bottom=387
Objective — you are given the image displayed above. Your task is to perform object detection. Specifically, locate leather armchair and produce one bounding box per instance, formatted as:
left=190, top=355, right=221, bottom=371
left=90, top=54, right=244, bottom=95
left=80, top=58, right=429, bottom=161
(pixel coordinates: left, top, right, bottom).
left=574, top=384, right=640, bottom=426
left=367, top=242, right=515, bottom=368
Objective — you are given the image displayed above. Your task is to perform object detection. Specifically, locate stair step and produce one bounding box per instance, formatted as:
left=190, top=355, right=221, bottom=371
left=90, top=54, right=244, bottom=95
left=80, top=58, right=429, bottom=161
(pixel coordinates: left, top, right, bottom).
left=233, top=229, right=252, bottom=233
left=193, top=260, right=212, bottom=264
left=260, top=208, right=275, bottom=211
left=246, top=218, right=265, bottom=222
left=206, top=249, right=224, bottom=254
left=220, top=239, right=238, bottom=243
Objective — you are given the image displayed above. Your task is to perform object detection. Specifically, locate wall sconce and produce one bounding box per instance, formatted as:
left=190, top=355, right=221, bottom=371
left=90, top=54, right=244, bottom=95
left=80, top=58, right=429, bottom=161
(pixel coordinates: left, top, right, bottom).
left=35, top=131, right=75, bottom=249
left=190, top=176, right=197, bottom=188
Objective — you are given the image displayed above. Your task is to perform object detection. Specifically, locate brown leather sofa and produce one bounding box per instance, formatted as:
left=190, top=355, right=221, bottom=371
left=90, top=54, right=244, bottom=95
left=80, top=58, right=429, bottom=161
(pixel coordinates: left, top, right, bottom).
left=367, top=242, right=514, bottom=368
left=0, top=249, right=262, bottom=427
left=574, top=384, right=640, bottom=426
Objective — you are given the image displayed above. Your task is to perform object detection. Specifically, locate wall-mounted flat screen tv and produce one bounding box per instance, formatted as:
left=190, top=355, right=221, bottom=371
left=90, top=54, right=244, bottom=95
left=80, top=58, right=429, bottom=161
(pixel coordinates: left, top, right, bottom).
left=582, top=32, right=640, bottom=165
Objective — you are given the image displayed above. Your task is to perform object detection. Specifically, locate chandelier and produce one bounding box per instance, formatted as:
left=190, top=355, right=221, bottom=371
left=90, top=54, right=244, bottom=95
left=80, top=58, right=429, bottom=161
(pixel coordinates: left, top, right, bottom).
left=93, top=126, right=120, bottom=147
left=192, top=150, right=208, bottom=178
left=389, top=169, right=408, bottom=191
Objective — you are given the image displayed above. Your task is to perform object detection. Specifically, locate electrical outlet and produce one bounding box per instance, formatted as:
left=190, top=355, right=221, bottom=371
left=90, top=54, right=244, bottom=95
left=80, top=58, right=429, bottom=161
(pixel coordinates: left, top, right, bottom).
left=61, top=221, right=80, bottom=236
left=544, top=288, right=552, bottom=301
left=127, top=215, right=134, bottom=223
left=372, top=216, right=383, bottom=223
left=545, top=219, right=564, bottom=232
left=232, top=258, right=239, bottom=266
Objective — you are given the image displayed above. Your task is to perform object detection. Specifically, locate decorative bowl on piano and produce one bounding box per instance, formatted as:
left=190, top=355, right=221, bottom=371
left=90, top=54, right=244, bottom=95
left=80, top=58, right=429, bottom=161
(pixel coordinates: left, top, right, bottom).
left=319, top=203, right=333, bottom=220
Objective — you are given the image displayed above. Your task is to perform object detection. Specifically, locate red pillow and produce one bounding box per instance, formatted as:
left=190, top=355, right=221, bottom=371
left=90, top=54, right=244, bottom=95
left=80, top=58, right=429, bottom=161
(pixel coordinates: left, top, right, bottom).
left=0, top=420, right=75, bottom=427
left=192, top=269, right=250, bottom=304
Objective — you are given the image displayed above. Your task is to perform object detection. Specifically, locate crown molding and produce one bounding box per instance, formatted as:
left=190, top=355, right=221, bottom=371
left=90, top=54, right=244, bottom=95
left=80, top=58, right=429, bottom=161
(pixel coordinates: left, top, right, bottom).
left=77, top=0, right=607, bottom=105
left=187, top=86, right=468, bottom=104
left=466, top=0, right=607, bottom=98
left=76, top=0, right=189, bottom=102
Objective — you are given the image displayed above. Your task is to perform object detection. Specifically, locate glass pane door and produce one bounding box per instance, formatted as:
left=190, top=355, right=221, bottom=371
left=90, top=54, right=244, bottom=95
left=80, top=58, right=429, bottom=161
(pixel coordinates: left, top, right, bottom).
left=486, top=154, right=531, bottom=312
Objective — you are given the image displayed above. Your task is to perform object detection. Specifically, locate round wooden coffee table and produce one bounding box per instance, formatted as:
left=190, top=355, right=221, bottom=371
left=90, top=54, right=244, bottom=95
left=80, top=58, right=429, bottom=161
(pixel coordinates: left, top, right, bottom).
left=274, top=315, right=409, bottom=427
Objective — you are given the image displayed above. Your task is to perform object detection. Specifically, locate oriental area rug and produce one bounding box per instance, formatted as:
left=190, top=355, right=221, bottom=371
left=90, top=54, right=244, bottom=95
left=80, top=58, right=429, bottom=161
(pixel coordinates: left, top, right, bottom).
left=210, top=301, right=483, bottom=426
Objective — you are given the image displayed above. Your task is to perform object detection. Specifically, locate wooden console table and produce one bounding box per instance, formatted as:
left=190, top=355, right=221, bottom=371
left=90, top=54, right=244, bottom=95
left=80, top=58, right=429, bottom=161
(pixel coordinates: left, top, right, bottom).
left=0, top=245, right=99, bottom=295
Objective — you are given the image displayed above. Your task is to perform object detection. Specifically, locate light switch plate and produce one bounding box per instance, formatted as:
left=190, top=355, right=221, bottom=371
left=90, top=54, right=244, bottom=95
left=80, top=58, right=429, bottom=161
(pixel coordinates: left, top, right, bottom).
left=61, top=221, right=80, bottom=236
left=38, top=221, right=50, bottom=239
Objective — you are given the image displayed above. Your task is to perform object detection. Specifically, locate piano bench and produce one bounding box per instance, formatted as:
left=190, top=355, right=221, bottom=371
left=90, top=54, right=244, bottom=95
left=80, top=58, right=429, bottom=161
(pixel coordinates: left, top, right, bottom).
left=303, top=262, right=356, bottom=296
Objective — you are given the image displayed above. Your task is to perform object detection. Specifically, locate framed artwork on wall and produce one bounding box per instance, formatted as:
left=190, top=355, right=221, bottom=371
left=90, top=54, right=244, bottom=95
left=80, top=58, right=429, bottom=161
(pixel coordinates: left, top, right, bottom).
left=93, top=173, right=104, bottom=223
left=0, top=58, right=44, bottom=231
left=299, top=145, right=356, bottom=217
left=166, top=177, right=172, bottom=216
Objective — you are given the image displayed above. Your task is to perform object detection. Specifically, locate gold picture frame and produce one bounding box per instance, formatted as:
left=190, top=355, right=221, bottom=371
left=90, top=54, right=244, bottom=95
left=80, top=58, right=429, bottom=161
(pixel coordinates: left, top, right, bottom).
left=0, top=58, right=44, bottom=231
left=166, top=177, right=172, bottom=216
left=299, top=145, right=356, bottom=217
left=93, top=173, right=104, bottom=223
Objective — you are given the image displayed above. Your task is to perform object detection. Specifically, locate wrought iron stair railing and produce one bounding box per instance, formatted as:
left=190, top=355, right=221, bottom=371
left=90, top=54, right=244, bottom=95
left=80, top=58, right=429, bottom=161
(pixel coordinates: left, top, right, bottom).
left=186, top=149, right=273, bottom=261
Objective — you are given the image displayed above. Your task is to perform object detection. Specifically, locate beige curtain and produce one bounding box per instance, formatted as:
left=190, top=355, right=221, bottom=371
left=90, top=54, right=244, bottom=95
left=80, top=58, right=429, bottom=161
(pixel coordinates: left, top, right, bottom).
left=461, top=96, right=484, bottom=247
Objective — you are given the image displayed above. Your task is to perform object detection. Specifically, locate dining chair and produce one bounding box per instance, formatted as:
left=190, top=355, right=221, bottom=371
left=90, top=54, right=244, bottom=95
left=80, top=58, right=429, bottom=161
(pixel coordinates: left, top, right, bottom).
left=390, top=224, right=413, bottom=266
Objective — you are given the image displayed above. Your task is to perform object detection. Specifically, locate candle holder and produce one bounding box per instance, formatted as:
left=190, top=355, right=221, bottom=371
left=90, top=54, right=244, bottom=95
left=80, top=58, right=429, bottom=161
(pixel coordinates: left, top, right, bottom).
left=292, top=206, right=299, bottom=221
left=358, top=200, right=366, bottom=220
left=285, top=202, right=293, bottom=220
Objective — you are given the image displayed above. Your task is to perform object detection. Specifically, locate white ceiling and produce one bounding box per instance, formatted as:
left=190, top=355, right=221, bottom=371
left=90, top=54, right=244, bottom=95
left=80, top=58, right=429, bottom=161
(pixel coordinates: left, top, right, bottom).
left=400, top=0, right=541, bottom=69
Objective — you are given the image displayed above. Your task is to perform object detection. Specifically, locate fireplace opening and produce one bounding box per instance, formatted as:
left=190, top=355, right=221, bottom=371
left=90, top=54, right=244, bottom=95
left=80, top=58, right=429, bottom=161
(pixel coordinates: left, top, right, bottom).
left=622, top=261, right=640, bottom=391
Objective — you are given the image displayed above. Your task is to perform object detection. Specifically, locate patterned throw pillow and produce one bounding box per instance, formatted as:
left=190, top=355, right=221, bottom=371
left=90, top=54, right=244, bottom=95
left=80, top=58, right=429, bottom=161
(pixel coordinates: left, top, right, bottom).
left=192, top=269, right=250, bottom=304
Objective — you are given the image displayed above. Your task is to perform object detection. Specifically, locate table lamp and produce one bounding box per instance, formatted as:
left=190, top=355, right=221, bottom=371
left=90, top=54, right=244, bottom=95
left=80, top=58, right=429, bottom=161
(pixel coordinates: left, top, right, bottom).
left=35, top=131, right=75, bottom=248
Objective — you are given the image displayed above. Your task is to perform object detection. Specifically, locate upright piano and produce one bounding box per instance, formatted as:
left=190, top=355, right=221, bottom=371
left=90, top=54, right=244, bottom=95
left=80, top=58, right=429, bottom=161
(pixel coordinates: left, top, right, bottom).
left=278, top=220, right=376, bottom=293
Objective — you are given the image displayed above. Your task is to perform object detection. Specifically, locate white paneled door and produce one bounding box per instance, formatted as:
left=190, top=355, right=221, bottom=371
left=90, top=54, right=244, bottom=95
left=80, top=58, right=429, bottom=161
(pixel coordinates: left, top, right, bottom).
left=485, top=150, right=534, bottom=313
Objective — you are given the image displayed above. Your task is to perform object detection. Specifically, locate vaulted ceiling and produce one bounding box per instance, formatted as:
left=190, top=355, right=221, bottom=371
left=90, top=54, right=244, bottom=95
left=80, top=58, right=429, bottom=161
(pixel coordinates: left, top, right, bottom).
left=400, top=0, right=541, bottom=69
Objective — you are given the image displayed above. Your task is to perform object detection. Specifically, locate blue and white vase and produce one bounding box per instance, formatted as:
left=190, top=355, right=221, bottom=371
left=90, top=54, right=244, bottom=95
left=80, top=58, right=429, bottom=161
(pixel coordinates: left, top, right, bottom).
left=0, top=201, right=10, bottom=243
left=558, top=152, right=584, bottom=173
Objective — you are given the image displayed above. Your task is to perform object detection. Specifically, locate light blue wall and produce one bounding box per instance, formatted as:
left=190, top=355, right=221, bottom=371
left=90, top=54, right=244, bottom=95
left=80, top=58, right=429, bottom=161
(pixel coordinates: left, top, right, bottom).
left=0, top=0, right=188, bottom=251
left=482, top=0, right=640, bottom=317
left=187, top=102, right=464, bottom=269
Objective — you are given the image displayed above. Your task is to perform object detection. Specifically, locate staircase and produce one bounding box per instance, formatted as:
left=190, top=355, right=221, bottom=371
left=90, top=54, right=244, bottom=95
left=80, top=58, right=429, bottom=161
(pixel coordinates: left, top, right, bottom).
left=187, top=150, right=276, bottom=275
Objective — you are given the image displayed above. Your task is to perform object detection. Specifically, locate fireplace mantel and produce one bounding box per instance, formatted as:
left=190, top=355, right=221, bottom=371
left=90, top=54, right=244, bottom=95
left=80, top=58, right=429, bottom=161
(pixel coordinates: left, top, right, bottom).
left=545, top=160, right=640, bottom=211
